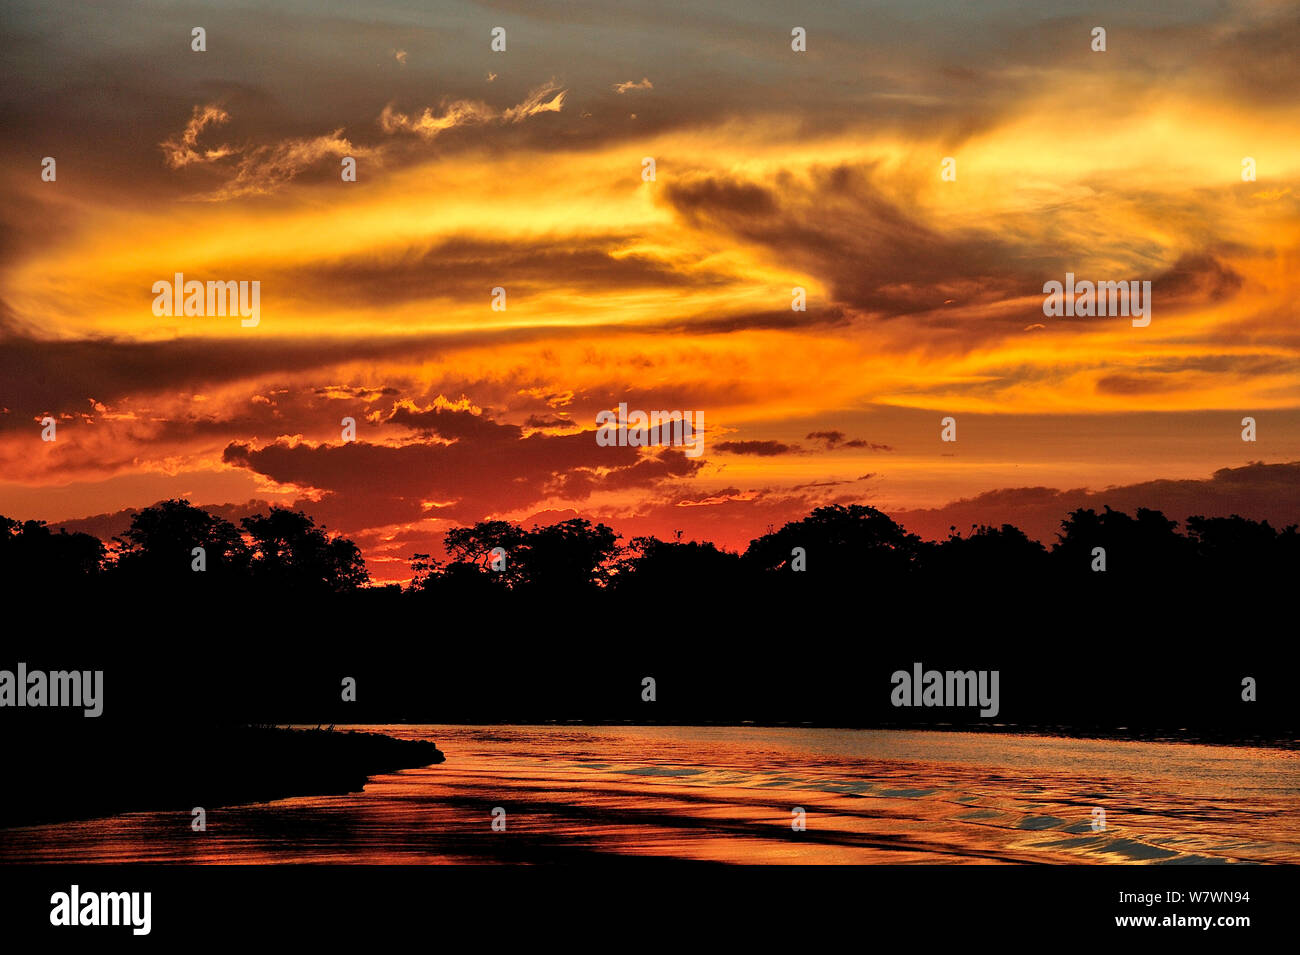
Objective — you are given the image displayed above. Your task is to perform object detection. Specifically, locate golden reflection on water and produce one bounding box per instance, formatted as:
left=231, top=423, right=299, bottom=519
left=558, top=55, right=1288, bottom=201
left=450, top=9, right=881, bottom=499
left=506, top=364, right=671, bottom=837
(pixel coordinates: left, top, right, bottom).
left=2, top=726, right=1296, bottom=864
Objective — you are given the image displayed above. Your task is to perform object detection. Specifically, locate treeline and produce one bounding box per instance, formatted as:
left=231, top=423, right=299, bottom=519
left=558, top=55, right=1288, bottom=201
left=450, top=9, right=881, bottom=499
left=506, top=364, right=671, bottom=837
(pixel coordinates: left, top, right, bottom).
left=5, top=500, right=1294, bottom=738
left=0, top=500, right=365, bottom=594
left=3, top=499, right=1297, bottom=596
left=410, top=504, right=1300, bottom=600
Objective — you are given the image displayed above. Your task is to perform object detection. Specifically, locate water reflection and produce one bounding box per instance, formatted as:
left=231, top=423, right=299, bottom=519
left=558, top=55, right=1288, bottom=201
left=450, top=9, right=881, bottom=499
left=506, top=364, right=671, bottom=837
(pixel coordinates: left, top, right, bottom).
left=2, top=726, right=1295, bottom=864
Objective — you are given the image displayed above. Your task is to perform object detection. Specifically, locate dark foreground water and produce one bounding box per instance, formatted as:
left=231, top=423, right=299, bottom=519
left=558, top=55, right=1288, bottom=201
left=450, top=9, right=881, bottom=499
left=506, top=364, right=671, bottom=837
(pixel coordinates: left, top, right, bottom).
left=2, top=726, right=1296, bottom=863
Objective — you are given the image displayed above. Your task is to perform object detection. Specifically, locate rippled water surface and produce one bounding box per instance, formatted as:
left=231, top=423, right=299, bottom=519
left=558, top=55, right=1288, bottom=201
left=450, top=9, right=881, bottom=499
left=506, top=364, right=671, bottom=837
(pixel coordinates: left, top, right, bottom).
left=3, top=726, right=1296, bottom=863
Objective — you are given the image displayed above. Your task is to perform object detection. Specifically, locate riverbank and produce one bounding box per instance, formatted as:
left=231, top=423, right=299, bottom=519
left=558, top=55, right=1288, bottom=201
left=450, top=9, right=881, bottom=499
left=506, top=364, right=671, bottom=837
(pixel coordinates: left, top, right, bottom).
left=2, top=724, right=444, bottom=829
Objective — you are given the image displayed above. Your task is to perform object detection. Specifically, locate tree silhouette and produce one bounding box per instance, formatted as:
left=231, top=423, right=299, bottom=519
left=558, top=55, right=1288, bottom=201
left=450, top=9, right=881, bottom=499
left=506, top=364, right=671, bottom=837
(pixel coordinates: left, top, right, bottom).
left=442, top=520, right=526, bottom=586
left=617, top=536, right=743, bottom=592
left=407, top=550, right=507, bottom=600
left=512, top=519, right=621, bottom=592
left=430, top=518, right=620, bottom=593
left=1, top=517, right=105, bottom=581
left=6, top=500, right=1299, bottom=600
left=1053, top=505, right=1194, bottom=577
left=1185, top=514, right=1298, bottom=581
left=113, top=499, right=249, bottom=582
left=926, top=523, right=1049, bottom=580
left=241, top=507, right=368, bottom=592
left=743, top=504, right=924, bottom=581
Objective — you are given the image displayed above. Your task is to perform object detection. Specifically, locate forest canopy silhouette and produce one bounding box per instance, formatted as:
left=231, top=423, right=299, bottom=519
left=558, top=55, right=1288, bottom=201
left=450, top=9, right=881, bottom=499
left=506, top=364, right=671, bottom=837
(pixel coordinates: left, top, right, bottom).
left=3, top=500, right=1296, bottom=597
left=5, top=499, right=1294, bottom=740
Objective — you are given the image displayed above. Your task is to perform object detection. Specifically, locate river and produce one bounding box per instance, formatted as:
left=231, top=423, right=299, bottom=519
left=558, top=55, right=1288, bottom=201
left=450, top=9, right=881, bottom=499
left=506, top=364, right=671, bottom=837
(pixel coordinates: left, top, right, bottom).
left=2, top=725, right=1295, bottom=863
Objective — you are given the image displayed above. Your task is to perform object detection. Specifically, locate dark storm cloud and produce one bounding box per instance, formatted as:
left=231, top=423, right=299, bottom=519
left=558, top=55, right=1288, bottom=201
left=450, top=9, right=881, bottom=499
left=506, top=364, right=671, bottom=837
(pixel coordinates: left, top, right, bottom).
left=713, top=440, right=797, bottom=456
left=523, top=415, right=576, bottom=429
left=663, top=165, right=1259, bottom=341
left=1150, top=252, right=1244, bottom=306
left=806, top=431, right=893, bottom=451
left=221, top=415, right=704, bottom=530
left=386, top=403, right=518, bottom=442
left=663, top=164, right=1047, bottom=321
left=0, top=324, right=566, bottom=429
left=268, top=235, right=735, bottom=310
left=0, top=311, right=788, bottom=434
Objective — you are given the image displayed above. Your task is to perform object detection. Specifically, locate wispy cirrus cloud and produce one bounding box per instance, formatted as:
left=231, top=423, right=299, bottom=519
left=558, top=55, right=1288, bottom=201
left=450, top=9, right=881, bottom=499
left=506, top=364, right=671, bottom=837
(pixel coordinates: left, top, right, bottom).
left=159, top=101, right=363, bottom=200
left=613, top=78, right=653, bottom=94
left=159, top=81, right=566, bottom=201
left=380, top=80, right=567, bottom=138
left=159, top=104, right=236, bottom=169
left=205, top=129, right=360, bottom=201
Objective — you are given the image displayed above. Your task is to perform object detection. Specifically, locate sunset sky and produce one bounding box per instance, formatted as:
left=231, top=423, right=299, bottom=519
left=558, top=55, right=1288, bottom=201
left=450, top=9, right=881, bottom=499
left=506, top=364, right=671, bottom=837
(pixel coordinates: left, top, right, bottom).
left=2, top=0, right=1298, bottom=582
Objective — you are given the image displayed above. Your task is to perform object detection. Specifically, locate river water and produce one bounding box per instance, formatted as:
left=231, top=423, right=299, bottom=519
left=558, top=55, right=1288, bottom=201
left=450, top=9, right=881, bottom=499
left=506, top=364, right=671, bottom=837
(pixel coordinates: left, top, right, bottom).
left=2, top=725, right=1296, bottom=863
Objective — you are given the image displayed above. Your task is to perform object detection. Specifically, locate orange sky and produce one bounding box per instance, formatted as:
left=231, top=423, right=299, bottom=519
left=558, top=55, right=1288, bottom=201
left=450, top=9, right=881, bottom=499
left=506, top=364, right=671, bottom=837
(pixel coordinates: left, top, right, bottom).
left=2, top=0, right=1298, bottom=582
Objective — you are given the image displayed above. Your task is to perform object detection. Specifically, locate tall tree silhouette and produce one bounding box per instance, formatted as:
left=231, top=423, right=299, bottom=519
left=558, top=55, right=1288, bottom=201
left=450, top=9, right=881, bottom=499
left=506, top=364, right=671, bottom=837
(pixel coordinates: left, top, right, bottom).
left=744, top=504, right=924, bottom=581
left=512, top=519, right=620, bottom=592
left=241, top=507, right=368, bottom=592
left=432, top=518, right=620, bottom=593
left=113, top=499, right=249, bottom=582
left=442, top=520, right=527, bottom=586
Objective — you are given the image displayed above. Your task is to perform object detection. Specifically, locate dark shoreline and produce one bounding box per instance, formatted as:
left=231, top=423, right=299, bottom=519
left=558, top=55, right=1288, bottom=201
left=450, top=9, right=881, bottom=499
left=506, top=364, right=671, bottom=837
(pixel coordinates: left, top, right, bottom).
left=1, top=725, right=444, bottom=831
